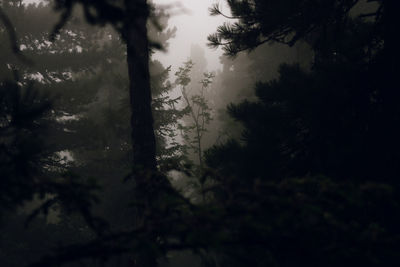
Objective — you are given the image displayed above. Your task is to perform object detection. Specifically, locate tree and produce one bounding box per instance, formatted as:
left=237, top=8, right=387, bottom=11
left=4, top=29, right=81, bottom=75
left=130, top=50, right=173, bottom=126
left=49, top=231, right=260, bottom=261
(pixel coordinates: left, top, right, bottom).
left=209, top=2, right=400, bottom=159
left=0, top=77, right=50, bottom=218
left=201, top=1, right=400, bottom=266
left=203, top=42, right=400, bottom=267
left=0, top=0, right=102, bottom=227
left=208, top=0, right=400, bottom=183
left=43, top=2, right=174, bottom=265
left=175, top=61, right=214, bottom=170
left=124, top=0, right=157, bottom=172
left=38, top=4, right=180, bottom=263
left=208, top=0, right=380, bottom=56
left=202, top=40, right=312, bottom=150
left=46, top=0, right=168, bottom=172
left=0, top=1, right=184, bottom=266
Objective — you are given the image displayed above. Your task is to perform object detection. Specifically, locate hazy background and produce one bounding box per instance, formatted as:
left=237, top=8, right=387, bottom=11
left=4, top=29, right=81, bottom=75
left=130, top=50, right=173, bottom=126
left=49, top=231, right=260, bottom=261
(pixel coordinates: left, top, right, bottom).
left=154, top=0, right=229, bottom=72
left=24, top=0, right=229, bottom=72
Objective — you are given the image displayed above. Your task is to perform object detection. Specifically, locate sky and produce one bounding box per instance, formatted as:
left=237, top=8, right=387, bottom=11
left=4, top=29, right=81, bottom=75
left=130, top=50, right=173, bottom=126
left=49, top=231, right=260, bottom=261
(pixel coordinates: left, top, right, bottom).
left=153, top=0, right=229, bottom=72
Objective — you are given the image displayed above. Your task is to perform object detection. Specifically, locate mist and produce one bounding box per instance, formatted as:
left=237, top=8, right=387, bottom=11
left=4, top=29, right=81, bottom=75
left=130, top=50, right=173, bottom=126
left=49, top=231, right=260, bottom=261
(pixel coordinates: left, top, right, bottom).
left=154, top=0, right=229, bottom=72
left=24, top=0, right=228, bottom=71
left=1, top=1, right=399, bottom=267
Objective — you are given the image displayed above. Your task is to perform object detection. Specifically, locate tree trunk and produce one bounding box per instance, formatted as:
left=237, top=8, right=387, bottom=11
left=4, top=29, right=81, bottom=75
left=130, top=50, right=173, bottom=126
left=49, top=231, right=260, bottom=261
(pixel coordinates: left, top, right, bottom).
left=381, top=0, right=400, bottom=180
left=124, top=2, right=159, bottom=267
left=125, top=0, right=157, bottom=172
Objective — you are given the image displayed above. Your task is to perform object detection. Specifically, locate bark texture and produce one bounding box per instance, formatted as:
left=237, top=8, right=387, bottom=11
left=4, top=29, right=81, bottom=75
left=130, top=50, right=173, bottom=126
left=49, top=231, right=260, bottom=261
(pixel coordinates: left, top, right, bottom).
left=124, top=2, right=159, bottom=267
left=125, top=0, right=157, bottom=172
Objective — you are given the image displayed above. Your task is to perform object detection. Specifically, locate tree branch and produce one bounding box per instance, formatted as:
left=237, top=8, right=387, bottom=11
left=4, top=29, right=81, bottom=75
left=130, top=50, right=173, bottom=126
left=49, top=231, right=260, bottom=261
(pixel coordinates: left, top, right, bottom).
left=0, top=7, right=33, bottom=65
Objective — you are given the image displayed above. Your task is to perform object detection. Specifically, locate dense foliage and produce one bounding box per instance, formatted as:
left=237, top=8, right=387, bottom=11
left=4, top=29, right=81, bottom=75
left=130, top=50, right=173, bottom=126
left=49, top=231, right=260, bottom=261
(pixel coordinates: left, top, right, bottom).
left=202, top=0, right=400, bottom=266
left=1, top=0, right=400, bottom=267
left=0, top=1, right=184, bottom=266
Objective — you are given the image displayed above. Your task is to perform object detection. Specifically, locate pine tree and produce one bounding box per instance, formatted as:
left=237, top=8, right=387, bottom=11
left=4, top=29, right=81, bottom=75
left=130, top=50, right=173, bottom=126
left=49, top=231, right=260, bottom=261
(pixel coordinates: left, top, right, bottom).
left=0, top=2, right=186, bottom=266
left=201, top=1, right=400, bottom=266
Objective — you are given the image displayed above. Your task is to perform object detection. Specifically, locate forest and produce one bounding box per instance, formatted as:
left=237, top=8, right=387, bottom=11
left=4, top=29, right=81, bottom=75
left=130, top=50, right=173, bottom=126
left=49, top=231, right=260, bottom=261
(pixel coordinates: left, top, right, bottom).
left=1, top=0, right=400, bottom=266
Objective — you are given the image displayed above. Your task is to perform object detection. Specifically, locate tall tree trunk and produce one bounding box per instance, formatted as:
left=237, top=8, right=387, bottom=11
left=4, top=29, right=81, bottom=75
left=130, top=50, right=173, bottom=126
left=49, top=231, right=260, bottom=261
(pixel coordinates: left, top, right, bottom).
left=381, top=0, right=400, bottom=180
left=124, top=1, right=158, bottom=266
left=125, top=0, right=157, bottom=172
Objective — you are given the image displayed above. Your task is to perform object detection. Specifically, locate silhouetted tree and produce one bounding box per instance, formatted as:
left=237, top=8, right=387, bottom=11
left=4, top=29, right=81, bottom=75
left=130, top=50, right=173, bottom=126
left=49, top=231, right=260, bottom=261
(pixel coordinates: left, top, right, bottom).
left=0, top=1, right=102, bottom=229
left=209, top=0, right=379, bottom=56
left=202, top=1, right=400, bottom=266
left=0, top=1, right=182, bottom=266
left=175, top=61, right=214, bottom=170
left=46, top=0, right=168, bottom=172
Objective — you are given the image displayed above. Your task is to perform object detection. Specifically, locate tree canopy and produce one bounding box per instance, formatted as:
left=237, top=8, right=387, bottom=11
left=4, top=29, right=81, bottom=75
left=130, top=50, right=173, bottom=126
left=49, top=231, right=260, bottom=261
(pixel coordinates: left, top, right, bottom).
left=1, top=0, right=400, bottom=267
left=208, top=0, right=382, bottom=56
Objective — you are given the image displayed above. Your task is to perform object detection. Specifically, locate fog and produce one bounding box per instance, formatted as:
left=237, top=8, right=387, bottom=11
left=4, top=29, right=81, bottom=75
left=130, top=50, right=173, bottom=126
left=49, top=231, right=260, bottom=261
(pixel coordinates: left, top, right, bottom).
left=24, top=0, right=229, bottom=71
left=154, top=0, right=229, bottom=72
left=2, top=1, right=396, bottom=267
